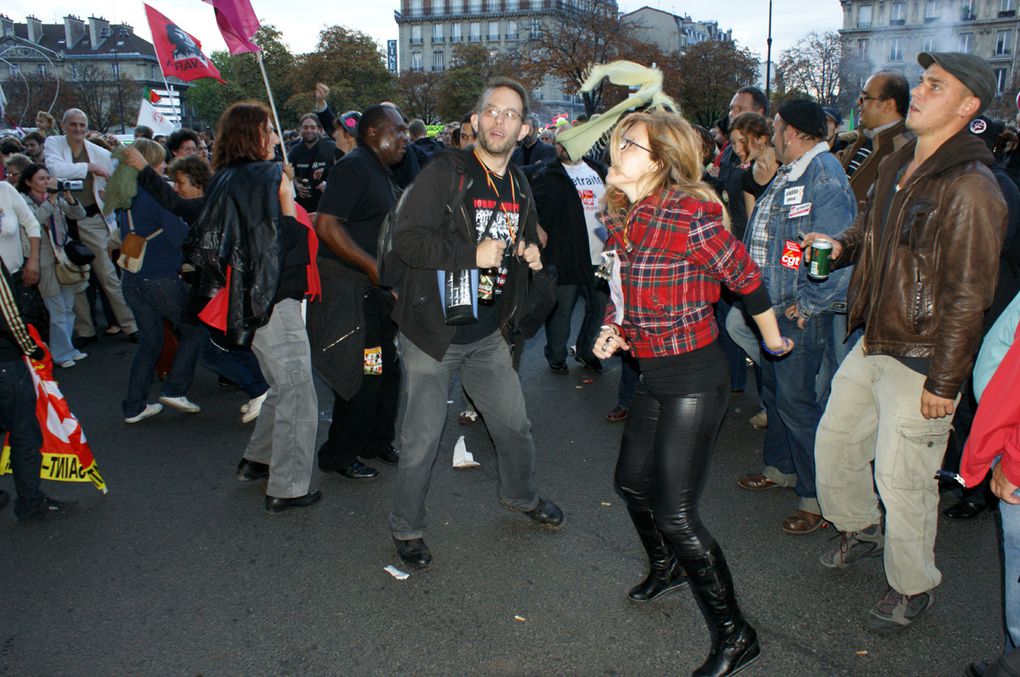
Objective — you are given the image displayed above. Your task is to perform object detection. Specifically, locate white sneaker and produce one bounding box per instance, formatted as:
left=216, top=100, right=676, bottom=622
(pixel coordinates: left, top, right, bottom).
left=125, top=402, right=163, bottom=424
left=158, top=395, right=201, bottom=413
left=58, top=360, right=76, bottom=369
left=72, top=351, right=88, bottom=361
left=241, top=392, right=267, bottom=424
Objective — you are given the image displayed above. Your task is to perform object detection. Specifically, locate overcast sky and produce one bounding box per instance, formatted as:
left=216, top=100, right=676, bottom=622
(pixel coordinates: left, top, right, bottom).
left=7, top=1, right=843, bottom=62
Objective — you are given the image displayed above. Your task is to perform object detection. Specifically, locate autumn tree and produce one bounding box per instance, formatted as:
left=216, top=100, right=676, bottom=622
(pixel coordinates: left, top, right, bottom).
left=0, top=74, right=77, bottom=128
left=435, top=44, right=531, bottom=121
left=398, top=70, right=443, bottom=124
left=778, top=31, right=844, bottom=107
left=64, top=65, right=140, bottom=133
left=186, top=25, right=295, bottom=128
left=676, top=41, right=759, bottom=127
left=285, top=26, right=396, bottom=117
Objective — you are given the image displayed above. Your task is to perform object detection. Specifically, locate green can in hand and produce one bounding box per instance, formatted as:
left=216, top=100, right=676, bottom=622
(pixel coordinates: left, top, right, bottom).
left=809, top=239, right=833, bottom=281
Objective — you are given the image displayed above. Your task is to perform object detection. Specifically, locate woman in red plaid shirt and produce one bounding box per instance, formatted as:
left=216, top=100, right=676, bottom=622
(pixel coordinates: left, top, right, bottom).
left=593, top=111, right=792, bottom=676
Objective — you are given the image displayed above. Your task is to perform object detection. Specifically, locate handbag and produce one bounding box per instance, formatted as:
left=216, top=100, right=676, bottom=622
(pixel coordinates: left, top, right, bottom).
left=117, top=210, right=163, bottom=273
left=507, top=266, right=557, bottom=340
left=63, top=239, right=95, bottom=266
left=54, top=260, right=90, bottom=286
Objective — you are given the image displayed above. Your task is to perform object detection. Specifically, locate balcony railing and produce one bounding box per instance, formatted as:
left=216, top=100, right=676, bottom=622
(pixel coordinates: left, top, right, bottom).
left=409, top=37, right=423, bottom=45
left=431, top=36, right=445, bottom=43
left=890, top=18, right=905, bottom=25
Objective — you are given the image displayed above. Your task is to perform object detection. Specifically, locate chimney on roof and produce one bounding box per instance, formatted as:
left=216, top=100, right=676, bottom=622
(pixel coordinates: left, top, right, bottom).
left=0, top=15, right=14, bottom=39
left=26, top=16, right=43, bottom=44
left=64, top=15, right=85, bottom=48
left=88, top=15, right=110, bottom=50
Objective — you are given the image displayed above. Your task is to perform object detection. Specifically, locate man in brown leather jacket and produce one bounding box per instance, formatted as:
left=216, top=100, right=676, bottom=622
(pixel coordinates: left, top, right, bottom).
left=803, top=52, right=1008, bottom=633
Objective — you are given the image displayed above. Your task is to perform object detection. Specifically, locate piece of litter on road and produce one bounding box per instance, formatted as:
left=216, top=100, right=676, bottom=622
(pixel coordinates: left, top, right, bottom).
left=446, top=400, right=454, bottom=404
left=514, top=615, right=526, bottom=622
left=384, top=565, right=409, bottom=580
left=856, top=650, right=868, bottom=657
left=452, top=435, right=480, bottom=468
left=582, top=378, right=594, bottom=384
left=575, top=385, right=583, bottom=389
left=600, top=501, right=611, bottom=507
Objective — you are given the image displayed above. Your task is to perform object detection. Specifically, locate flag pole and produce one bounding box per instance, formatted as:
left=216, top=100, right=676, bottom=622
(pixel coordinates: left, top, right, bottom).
left=159, top=73, right=181, bottom=130
left=254, top=48, right=286, bottom=161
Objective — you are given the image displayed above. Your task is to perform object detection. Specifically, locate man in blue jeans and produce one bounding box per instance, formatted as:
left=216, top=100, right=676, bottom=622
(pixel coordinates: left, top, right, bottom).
left=0, top=260, right=75, bottom=521
left=388, top=78, right=564, bottom=570
left=735, top=101, right=856, bottom=534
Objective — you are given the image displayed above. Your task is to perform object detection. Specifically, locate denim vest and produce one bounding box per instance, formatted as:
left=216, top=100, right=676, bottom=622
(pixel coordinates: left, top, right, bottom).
left=744, top=144, right=857, bottom=319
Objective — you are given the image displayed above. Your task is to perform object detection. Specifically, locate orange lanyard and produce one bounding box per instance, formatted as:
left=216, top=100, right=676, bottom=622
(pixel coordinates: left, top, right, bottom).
left=474, top=150, right=517, bottom=231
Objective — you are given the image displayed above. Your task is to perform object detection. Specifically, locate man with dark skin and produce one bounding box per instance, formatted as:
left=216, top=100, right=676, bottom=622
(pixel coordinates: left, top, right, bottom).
left=310, top=106, right=408, bottom=481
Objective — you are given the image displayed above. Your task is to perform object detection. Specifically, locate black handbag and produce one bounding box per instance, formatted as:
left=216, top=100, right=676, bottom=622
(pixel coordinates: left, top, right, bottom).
left=507, top=267, right=557, bottom=340
left=64, top=239, right=95, bottom=266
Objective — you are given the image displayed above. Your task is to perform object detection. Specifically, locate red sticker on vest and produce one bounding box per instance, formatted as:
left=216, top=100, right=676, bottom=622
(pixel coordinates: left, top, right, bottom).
left=781, top=240, right=802, bottom=270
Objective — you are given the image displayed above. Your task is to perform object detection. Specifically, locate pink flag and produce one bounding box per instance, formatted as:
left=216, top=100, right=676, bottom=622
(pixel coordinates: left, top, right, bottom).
left=202, top=0, right=261, bottom=55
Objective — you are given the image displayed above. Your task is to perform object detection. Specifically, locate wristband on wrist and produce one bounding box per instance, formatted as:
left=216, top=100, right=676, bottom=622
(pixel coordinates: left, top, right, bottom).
left=761, top=337, right=789, bottom=356
left=600, top=324, right=621, bottom=337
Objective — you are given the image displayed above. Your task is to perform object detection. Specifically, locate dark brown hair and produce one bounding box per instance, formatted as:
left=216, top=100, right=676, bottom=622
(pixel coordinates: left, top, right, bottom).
left=170, top=155, right=213, bottom=192
left=212, top=101, right=272, bottom=169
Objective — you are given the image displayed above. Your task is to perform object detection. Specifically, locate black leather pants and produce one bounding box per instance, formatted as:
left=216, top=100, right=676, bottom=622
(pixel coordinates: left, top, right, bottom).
left=614, top=375, right=729, bottom=559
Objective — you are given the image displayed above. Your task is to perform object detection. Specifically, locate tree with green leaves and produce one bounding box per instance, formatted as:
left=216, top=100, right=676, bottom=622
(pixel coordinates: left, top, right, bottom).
left=435, top=44, right=530, bottom=121
left=398, top=70, right=443, bottom=124
left=778, top=31, right=844, bottom=107
left=676, top=41, right=759, bottom=127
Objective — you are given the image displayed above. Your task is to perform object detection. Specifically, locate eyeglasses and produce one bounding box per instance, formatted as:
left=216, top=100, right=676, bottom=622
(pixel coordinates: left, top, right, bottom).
left=480, top=107, right=522, bottom=122
left=619, top=137, right=652, bottom=154
left=857, top=93, right=886, bottom=104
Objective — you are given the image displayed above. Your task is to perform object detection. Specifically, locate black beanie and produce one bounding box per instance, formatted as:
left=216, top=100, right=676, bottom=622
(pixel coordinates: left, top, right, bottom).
left=777, top=100, right=827, bottom=140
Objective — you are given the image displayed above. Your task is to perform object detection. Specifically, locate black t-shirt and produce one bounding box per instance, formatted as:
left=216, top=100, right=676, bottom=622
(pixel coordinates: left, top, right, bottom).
left=316, top=145, right=397, bottom=269
left=452, top=156, right=522, bottom=344
left=741, top=166, right=770, bottom=199
left=288, top=138, right=338, bottom=213
left=638, top=342, right=728, bottom=397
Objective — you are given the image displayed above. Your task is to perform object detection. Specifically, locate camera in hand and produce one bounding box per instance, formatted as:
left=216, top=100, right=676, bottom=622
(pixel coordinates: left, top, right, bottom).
left=50, top=179, right=84, bottom=193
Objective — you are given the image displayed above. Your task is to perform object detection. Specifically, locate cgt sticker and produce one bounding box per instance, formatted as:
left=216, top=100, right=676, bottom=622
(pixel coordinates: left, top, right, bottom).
left=781, top=240, right=802, bottom=270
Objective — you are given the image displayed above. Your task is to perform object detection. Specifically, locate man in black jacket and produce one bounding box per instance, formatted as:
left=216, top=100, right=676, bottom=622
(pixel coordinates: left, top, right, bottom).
left=388, top=78, right=564, bottom=570
left=0, top=260, right=74, bottom=520
left=530, top=137, right=608, bottom=374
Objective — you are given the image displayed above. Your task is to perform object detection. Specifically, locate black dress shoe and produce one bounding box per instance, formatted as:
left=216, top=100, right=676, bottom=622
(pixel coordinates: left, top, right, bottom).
left=393, top=537, right=433, bottom=570
left=575, top=355, right=603, bottom=373
left=265, top=490, right=322, bottom=514
left=127, top=332, right=140, bottom=343
left=524, top=497, right=565, bottom=529
left=336, top=460, right=379, bottom=480
left=376, top=446, right=400, bottom=466
left=16, top=497, right=77, bottom=522
left=73, top=335, right=98, bottom=349
left=236, top=458, right=270, bottom=482
left=0, top=489, right=9, bottom=510
left=943, top=494, right=990, bottom=519
left=548, top=361, right=569, bottom=375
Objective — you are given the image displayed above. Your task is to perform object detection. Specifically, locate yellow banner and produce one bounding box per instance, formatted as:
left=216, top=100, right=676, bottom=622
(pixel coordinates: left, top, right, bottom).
left=1, top=444, right=108, bottom=493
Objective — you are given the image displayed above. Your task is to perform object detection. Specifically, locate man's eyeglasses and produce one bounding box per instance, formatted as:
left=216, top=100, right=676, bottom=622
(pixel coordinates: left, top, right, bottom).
left=857, top=93, right=886, bottom=104
left=619, top=137, right=652, bottom=153
left=480, top=107, right=522, bottom=122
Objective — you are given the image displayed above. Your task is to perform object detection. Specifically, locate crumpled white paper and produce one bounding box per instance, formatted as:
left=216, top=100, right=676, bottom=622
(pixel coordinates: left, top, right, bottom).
left=452, top=435, right=480, bottom=469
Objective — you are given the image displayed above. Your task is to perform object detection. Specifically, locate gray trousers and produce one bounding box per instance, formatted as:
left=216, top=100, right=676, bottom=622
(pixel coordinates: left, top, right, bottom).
left=389, top=330, right=540, bottom=540
left=244, top=300, right=318, bottom=499
left=75, top=214, right=136, bottom=334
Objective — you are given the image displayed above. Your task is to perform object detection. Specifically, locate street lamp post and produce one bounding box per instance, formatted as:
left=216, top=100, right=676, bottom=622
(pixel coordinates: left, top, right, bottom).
left=113, top=28, right=127, bottom=133
left=765, top=0, right=774, bottom=102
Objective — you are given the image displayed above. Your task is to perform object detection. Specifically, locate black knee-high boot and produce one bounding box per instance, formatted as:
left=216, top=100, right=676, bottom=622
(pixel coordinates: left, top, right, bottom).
left=679, top=544, right=760, bottom=677
left=626, top=507, right=688, bottom=602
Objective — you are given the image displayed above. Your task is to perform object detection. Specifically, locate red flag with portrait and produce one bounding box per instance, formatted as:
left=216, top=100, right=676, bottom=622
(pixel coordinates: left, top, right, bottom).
left=144, top=4, right=225, bottom=84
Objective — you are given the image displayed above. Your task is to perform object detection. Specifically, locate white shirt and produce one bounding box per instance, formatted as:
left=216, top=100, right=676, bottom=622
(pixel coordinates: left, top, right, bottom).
left=0, top=182, right=40, bottom=273
left=562, top=160, right=607, bottom=264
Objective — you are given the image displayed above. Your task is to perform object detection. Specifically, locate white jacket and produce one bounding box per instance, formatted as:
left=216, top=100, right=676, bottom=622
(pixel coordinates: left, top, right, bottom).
left=43, top=135, right=117, bottom=228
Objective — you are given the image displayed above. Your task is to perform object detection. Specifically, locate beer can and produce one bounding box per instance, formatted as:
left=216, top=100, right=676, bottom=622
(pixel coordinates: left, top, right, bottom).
left=809, top=239, right=833, bottom=280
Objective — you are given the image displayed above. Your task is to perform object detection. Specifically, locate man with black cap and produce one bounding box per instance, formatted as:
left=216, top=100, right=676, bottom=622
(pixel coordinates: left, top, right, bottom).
left=736, top=100, right=857, bottom=536
left=805, top=52, right=1008, bottom=633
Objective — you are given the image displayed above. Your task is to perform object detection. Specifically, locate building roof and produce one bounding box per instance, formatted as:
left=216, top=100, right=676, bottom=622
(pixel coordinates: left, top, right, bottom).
left=7, top=18, right=156, bottom=60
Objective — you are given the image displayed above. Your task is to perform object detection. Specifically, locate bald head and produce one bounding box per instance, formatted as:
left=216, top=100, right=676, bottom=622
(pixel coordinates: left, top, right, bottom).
left=61, top=108, right=89, bottom=145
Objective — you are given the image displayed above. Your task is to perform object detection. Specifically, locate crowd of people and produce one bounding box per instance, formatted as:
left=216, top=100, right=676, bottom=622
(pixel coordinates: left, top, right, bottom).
left=1, top=48, right=1020, bottom=676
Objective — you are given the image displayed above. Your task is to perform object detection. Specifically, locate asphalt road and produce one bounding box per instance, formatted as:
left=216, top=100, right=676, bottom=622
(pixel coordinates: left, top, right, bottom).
left=0, top=323, right=1005, bottom=676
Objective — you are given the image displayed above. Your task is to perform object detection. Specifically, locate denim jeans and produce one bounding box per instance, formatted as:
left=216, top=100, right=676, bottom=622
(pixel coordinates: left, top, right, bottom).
left=759, top=312, right=837, bottom=512
left=1001, top=498, right=1020, bottom=652
left=544, top=281, right=607, bottom=365
left=0, top=359, right=46, bottom=515
left=390, top=330, right=540, bottom=540
left=43, top=287, right=77, bottom=363
left=121, top=275, right=204, bottom=418
left=715, top=294, right=747, bottom=391
left=199, top=337, right=268, bottom=399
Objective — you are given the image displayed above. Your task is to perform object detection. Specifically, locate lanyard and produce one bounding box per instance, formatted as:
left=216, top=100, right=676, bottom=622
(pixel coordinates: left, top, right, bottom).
left=473, top=149, right=517, bottom=233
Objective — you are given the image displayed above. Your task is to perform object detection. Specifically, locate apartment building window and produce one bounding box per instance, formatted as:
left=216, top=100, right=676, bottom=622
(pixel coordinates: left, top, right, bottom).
left=1003, top=0, right=1016, bottom=13
left=997, top=29, right=1013, bottom=55
left=890, top=1, right=905, bottom=23
left=469, top=0, right=482, bottom=12
left=488, top=21, right=499, bottom=40
left=469, top=22, right=481, bottom=41
left=450, top=0, right=463, bottom=12
left=410, top=25, right=423, bottom=45
left=433, top=0, right=445, bottom=16
left=857, top=38, right=869, bottom=57
left=530, top=18, right=541, bottom=39
left=959, top=32, right=974, bottom=53
left=433, top=23, right=444, bottom=43
left=112, top=62, right=120, bottom=76
left=452, top=23, right=462, bottom=41
left=411, top=52, right=423, bottom=71
left=995, top=68, right=1009, bottom=93
left=506, top=20, right=518, bottom=40
left=923, top=36, right=937, bottom=52
left=889, top=37, right=903, bottom=61
left=408, top=0, right=423, bottom=17
left=924, top=0, right=939, bottom=21
left=433, top=50, right=445, bottom=71
left=961, top=0, right=976, bottom=19
left=858, top=5, right=873, bottom=27
left=36, top=64, right=47, bottom=77
left=506, top=0, right=519, bottom=9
